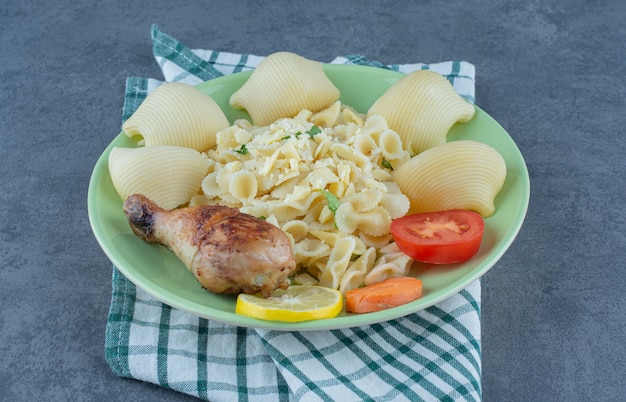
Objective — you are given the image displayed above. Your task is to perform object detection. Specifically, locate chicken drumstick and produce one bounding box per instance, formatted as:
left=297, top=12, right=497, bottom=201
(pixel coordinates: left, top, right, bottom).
left=123, top=194, right=296, bottom=297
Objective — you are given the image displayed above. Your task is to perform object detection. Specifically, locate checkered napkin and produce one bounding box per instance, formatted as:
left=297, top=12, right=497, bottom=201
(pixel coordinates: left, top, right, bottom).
left=105, top=24, right=481, bottom=402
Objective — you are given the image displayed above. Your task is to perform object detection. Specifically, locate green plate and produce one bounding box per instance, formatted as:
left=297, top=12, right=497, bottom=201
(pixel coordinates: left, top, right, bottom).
left=88, top=64, right=529, bottom=331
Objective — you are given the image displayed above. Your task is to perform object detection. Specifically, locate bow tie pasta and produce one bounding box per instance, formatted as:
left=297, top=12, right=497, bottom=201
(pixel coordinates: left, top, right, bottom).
left=195, top=104, right=413, bottom=293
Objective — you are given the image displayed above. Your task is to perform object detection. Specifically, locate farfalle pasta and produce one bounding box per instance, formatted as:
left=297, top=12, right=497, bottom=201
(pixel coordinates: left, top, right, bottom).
left=318, top=237, right=357, bottom=289
left=339, top=247, right=377, bottom=293
left=335, top=203, right=392, bottom=237
left=310, top=101, right=342, bottom=127
left=364, top=243, right=414, bottom=285
left=196, top=103, right=411, bottom=292
left=281, top=220, right=309, bottom=243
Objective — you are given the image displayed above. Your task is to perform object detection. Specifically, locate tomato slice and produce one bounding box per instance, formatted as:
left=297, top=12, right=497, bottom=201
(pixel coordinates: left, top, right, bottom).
left=390, top=210, right=484, bottom=264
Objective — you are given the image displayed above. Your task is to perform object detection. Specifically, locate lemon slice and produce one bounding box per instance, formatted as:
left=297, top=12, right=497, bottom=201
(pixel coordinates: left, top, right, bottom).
left=235, top=285, right=343, bottom=322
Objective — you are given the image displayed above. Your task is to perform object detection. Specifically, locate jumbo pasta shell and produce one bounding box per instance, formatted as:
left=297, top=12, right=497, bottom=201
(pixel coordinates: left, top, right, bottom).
left=122, top=82, right=230, bottom=152
left=109, top=146, right=209, bottom=210
left=368, top=70, right=475, bottom=155
left=229, top=52, right=340, bottom=126
left=393, top=140, right=506, bottom=217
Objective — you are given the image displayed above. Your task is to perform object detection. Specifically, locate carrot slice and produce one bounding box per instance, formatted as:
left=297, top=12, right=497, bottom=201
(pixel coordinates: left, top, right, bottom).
left=345, top=276, right=423, bottom=314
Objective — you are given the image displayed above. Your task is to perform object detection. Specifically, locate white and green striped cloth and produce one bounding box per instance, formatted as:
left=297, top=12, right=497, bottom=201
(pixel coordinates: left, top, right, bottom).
left=106, top=24, right=481, bottom=401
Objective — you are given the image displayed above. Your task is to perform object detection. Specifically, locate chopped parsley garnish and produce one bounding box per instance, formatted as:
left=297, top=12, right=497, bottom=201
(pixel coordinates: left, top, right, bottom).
left=235, top=144, right=248, bottom=154
left=382, top=158, right=393, bottom=170
left=307, top=125, right=322, bottom=138
left=320, top=189, right=340, bottom=214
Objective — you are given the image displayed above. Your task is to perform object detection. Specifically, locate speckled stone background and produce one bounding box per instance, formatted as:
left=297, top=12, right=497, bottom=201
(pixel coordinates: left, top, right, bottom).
left=1, top=1, right=624, bottom=400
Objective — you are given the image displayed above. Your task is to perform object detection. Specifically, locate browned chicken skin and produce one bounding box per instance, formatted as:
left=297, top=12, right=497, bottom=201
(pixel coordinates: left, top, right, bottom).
left=123, top=194, right=296, bottom=297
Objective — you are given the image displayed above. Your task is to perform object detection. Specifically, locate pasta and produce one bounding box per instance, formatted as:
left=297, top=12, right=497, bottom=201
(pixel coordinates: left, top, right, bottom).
left=380, top=182, right=412, bottom=219
left=198, top=102, right=411, bottom=291
left=228, top=170, right=258, bottom=202
left=318, top=237, right=357, bottom=289
left=229, top=52, right=340, bottom=126
left=281, top=220, right=309, bottom=243
left=122, top=82, right=230, bottom=152
left=368, top=70, right=475, bottom=155
left=393, top=140, right=507, bottom=217
left=339, top=247, right=377, bottom=293
left=113, top=57, right=509, bottom=294
left=335, top=203, right=392, bottom=237
left=364, top=243, right=414, bottom=285
left=310, top=100, right=342, bottom=127
left=108, top=145, right=209, bottom=210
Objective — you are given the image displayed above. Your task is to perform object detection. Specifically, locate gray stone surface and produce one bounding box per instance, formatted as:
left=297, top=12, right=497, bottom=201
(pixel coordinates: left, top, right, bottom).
left=1, top=1, right=624, bottom=400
